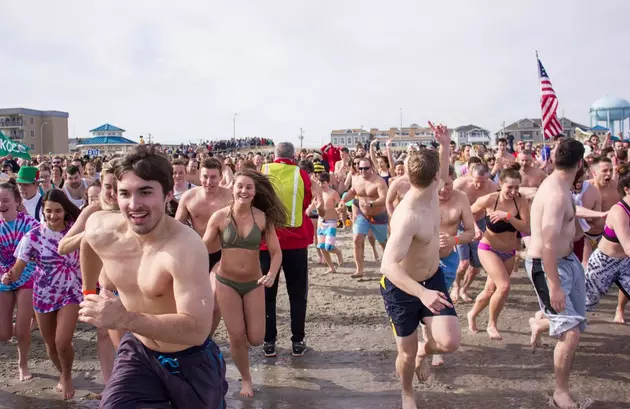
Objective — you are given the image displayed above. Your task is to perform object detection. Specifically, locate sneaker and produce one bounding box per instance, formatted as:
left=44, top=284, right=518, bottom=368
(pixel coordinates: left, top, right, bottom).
left=292, top=341, right=307, bottom=357
left=263, top=341, right=276, bottom=357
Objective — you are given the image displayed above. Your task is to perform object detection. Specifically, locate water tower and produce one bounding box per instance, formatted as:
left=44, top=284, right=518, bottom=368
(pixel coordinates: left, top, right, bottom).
left=589, top=96, right=630, bottom=138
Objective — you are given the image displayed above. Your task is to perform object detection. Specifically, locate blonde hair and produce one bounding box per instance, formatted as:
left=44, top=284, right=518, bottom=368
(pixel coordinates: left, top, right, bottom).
left=99, top=159, right=121, bottom=211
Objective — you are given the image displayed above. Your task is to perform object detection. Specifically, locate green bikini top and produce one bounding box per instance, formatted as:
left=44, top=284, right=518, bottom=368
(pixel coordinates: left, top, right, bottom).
left=220, top=207, right=262, bottom=250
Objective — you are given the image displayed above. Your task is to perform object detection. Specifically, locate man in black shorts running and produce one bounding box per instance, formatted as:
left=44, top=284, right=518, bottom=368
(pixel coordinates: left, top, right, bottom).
left=380, top=123, right=461, bottom=409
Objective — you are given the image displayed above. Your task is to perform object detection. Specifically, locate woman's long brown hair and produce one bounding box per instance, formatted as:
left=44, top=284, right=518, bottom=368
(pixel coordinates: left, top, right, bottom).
left=234, top=169, right=288, bottom=231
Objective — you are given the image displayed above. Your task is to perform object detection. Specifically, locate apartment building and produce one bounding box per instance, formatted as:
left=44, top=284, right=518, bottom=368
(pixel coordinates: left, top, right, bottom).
left=0, top=108, right=69, bottom=154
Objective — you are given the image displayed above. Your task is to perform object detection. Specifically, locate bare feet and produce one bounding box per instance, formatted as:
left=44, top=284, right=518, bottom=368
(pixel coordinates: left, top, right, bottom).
left=529, top=317, right=543, bottom=350
left=60, top=376, right=75, bottom=400
left=240, top=379, right=254, bottom=398
left=371, top=248, right=379, bottom=261
left=552, top=389, right=577, bottom=409
left=450, top=286, right=460, bottom=303
left=55, top=382, right=63, bottom=393
left=402, top=391, right=418, bottom=409
left=467, top=310, right=479, bottom=333
left=431, top=354, right=444, bottom=367
left=459, top=291, right=473, bottom=303
left=18, top=365, right=32, bottom=381
left=613, top=310, right=626, bottom=324
left=486, top=326, right=503, bottom=341
left=414, top=355, right=430, bottom=382
left=351, top=270, right=363, bottom=278
left=324, top=268, right=336, bottom=275
left=335, top=253, right=343, bottom=267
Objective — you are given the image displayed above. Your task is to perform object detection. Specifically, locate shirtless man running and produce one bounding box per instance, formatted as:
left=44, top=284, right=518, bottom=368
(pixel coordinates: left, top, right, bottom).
left=380, top=123, right=460, bottom=409
left=339, top=157, right=389, bottom=278
left=430, top=164, right=474, bottom=367
left=78, top=145, right=228, bottom=408
left=452, top=164, right=497, bottom=302
left=527, top=138, right=586, bottom=409
left=517, top=150, right=547, bottom=200
left=583, top=157, right=618, bottom=261
left=175, top=157, right=232, bottom=334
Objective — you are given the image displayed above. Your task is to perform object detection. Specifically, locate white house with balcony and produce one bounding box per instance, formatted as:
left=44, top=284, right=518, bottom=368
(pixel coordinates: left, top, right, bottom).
left=330, top=128, right=371, bottom=149
left=454, top=125, right=491, bottom=146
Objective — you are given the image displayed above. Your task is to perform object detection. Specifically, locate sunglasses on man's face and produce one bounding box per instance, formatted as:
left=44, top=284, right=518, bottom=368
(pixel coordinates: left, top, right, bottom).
left=358, top=166, right=370, bottom=171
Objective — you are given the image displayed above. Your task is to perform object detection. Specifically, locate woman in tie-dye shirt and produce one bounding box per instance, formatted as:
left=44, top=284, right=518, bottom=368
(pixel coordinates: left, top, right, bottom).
left=7, top=189, right=81, bottom=400
left=0, top=180, right=39, bottom=381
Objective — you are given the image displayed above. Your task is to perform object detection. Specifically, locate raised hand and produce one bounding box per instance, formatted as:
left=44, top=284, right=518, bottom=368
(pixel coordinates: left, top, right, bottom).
left=428, top=121, right=450, bottom=146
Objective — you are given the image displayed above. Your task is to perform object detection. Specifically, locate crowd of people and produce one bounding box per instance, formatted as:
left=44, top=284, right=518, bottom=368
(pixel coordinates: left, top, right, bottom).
left=0, top=128, right=626, bottom=409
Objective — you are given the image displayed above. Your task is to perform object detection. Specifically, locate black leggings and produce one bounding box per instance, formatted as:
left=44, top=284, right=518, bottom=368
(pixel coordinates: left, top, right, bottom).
left=260, top=248, right=309, bottom=343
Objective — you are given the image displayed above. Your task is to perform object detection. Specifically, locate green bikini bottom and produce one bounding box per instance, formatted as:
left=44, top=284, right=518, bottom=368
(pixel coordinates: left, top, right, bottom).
left=215, top=274, right=260, bottom=297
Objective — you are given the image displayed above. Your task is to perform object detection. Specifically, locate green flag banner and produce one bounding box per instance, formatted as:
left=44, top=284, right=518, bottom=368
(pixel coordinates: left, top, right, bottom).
left=0, top=131, right=31, bottom=160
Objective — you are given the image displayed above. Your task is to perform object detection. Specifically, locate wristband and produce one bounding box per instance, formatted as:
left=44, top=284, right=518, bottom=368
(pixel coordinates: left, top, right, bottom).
left=83, top=289, right=97, bottom=296
left=454, top=236, right=459, bottom=245
left=506, top=212, right=511, bottom=220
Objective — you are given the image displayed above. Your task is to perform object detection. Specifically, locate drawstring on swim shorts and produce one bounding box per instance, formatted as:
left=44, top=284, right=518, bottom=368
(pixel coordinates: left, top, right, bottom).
left=157, top=355, right=180, bottom=374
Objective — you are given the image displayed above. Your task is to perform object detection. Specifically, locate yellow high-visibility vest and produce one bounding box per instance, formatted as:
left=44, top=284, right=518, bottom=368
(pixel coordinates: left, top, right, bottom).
left=262, top=162, right=305, bottom=227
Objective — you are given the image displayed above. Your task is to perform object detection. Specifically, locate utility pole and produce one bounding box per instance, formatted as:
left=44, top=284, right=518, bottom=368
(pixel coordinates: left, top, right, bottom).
left=299, top=128, right=304, bottom=149
left=233, top=113, right=238, bottom=140
left=399, top=108, right=403, bottom=137
left=148, top=133, right=152, bottom=144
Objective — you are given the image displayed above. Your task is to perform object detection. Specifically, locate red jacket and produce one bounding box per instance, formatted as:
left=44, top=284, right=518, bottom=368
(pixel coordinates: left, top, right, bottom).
left=321, top=143, right=341, bottom=172
left=261, top=158, right=313, bottom=250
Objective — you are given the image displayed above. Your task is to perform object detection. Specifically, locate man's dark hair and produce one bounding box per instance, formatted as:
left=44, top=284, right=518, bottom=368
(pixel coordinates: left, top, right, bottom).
left=318, top=172, right=331, bottom=183
left=497, top=138, right=507, bottom=144
left=172, top=159, right=187, bottom=167
left=66, top=165, right=80, bottom=176
left=600, top=147, right=614, bottom=156
left=554, top=138, right=585, bottom=170
left=72, top=158, right=84, bottom=167
left=116, top=145, right=174, bottom=196
left=592, top=155, right=612, bottom=166
left=202, top=157, right=222, bottom=171
left=340, top=147, right=349, bottom=153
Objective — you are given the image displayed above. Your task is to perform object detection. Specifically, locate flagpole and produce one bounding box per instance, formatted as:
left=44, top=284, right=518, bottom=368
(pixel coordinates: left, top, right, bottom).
left=536, top=50, right=547, bottom=151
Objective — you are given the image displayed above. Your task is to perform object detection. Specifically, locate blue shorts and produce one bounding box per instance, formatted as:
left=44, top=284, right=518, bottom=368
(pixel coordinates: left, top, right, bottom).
left=316, top=219, right=338, bottom=251
left=353, top=212, right=388, bottom=244
left=455, top=218, right=486, bottom=269
left=439, top=251, right=459, bottom=290
left=380, top=269, right=457, bottom=338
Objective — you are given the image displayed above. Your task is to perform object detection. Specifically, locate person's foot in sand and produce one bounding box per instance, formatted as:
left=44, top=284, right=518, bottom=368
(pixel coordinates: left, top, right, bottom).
left=449, top=285, right=460, bottom=303
left=467, top=310, right=479, bottom=333
left=529, top=317, right=544, bottom=349
left=59, top=375, right=75, bottom=400
left=553, top=389, right=577, bottom=409
left=486, top=326, right=502, bottom=341
left=414, top=354, right=430, bottom=382
left=335, top=251, right=343, bottom=267
left=401, top=391, right=418, bottom=409
left=613, top=309, right=625, bottom=324
left=324, top=268, right=336, bottom=275
left=351, top=269, right=363, bottom=278
left=240, top=379, right=254, bottom=398
left=18, top=364, right=32, bottom=381
left=431, top=354, right=444, bottom=367
left=459, top=290, right=473, bottom=303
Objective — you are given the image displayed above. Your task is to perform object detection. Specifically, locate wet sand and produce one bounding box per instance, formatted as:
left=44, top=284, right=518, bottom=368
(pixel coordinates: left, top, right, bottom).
left=0, top=228, right=629, bottom=408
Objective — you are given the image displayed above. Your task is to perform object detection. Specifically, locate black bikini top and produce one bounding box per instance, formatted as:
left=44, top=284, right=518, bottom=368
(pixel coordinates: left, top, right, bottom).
left=486, top=194, right=521, bottom=234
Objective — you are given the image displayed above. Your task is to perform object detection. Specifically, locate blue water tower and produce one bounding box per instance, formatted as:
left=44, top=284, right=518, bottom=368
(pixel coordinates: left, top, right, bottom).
left=589, top=96, right=630, bottom=138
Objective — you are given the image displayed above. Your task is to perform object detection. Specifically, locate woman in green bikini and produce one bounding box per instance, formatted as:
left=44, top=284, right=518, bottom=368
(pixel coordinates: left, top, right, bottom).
left=203, top=168, right=286, bottom=398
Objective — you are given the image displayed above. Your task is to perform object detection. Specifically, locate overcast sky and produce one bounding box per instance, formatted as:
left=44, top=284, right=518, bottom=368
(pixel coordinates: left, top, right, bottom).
left=3, top=1, right=629, bottom=147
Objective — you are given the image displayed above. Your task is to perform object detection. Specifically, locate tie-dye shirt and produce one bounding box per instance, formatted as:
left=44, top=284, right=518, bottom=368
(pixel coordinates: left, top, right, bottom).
left=0, top=212, right=40, bottom=291
left=14, top=222, right=82, bottom=313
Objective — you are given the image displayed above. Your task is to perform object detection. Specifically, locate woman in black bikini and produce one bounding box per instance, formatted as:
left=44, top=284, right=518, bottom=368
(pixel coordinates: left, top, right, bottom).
left=203, top=169, right=285, bottom=398
left=467, top=163, right=530, bottom=340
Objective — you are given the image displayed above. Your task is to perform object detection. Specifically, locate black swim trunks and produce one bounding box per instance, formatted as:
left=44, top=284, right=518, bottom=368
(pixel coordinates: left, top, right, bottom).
left=208, top=250, right=222, bottom=273
left=380, top=268, right=457, bottom=338
left=100, top=333, right=227, bottom=409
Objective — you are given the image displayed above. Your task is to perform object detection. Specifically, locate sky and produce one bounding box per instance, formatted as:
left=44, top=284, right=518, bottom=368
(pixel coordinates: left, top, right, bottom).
left=2, top=0, right=630, bottom=147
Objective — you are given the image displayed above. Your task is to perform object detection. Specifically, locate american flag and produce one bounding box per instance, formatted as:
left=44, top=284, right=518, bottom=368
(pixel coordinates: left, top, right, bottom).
left=538, top=58, right=563, bottom=139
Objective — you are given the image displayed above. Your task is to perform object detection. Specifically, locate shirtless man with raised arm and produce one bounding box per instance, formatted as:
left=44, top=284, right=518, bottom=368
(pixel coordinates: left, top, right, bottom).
left=526, top=138, right=586, bottom=409
left=517, top=150, right=547, bottom=199
left=175, top=157, right=232, bottom=334
left=78, top=146, right=228, bottom=409
left=380, top=123, right=460, bottom=409
left=338, top=157, right=389, bottom=278
left=451, top=164, right=497, bottom=302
